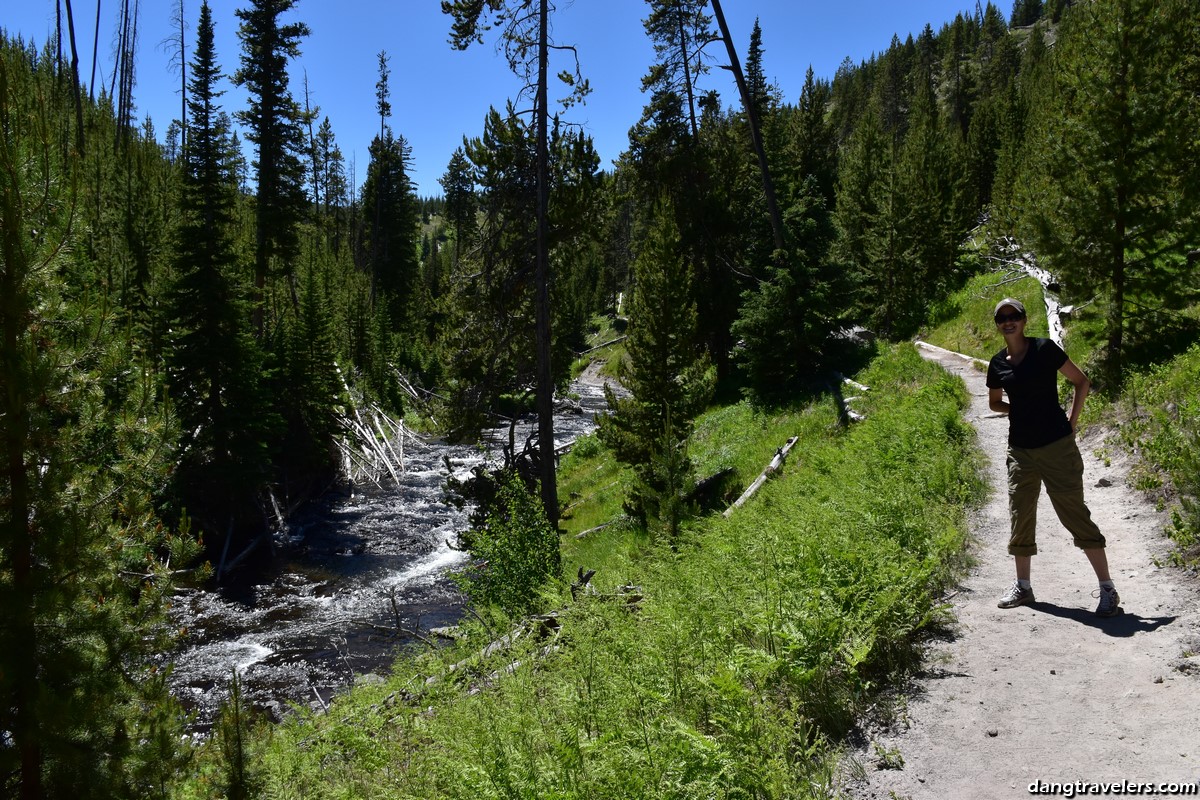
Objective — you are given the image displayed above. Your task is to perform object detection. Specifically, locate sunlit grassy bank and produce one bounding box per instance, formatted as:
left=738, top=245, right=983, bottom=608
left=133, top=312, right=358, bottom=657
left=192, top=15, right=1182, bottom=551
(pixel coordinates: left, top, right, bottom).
left=1109, top=343, right=1200, bottom=564
left=920, top=271, right=1049, bottom=361
left=183, top=344, right=985, bottom=799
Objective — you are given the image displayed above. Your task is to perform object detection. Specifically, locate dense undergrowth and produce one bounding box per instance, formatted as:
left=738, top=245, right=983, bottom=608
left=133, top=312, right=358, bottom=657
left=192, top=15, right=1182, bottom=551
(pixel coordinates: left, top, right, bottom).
left=1108, top=347, right=1200, bottom=564
left=178, top=344, right=986, bottom=798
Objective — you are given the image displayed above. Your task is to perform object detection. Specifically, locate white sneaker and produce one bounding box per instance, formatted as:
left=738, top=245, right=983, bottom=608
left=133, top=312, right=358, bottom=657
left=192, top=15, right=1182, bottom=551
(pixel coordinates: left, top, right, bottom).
left=1094, top=586, right=1120, bottom=617
left=998, top=581, right=1035, bottom=609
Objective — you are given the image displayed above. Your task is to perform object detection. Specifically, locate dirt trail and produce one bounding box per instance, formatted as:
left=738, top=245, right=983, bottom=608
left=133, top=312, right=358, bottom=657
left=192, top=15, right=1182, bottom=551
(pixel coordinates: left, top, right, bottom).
left=840, top=343, right=1200, bottom=799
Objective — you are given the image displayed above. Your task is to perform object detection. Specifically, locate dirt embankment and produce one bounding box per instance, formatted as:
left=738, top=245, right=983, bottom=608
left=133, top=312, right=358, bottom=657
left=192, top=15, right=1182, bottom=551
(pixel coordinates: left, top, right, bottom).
left=840, top=344, right=1200, bottom=799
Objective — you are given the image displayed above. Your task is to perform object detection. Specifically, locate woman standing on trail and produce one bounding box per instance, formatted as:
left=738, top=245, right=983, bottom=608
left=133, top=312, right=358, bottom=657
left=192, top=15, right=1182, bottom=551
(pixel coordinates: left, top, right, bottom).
left=985, top=298, right=1121, bottom=617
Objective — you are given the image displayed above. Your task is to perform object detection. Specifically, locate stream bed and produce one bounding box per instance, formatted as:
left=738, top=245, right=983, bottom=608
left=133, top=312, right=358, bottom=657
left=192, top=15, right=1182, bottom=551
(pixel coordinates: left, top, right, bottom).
left=167, top=376, right=615, bottom=732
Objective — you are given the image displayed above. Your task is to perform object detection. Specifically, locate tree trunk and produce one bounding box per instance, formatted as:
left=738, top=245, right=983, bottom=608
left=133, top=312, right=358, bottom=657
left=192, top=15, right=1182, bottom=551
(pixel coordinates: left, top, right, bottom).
left=62, top=0, right=86, bottom=153
left=676, top=10, right=699, bottom=143
left=708, top=0, right=785, bottom=256
left=535, top=0, right=558, bottom=530
left=176, top=0, right=184, bottom=151
left=91, top=0, right=102, bottom=103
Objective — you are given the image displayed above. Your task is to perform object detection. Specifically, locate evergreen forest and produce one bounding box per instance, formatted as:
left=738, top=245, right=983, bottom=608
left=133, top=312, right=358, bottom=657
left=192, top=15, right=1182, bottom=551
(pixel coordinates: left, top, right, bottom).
left=2, top=0, right=1199, bottom=797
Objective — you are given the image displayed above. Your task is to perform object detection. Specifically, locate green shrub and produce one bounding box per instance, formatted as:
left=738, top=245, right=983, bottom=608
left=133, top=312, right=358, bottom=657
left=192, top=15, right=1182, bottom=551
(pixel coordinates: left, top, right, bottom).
left=451, top=469, right=563, bottom=614
left=1112, top=342, right=1200, bottom=564
left=569, top=432, right=604, bottom=460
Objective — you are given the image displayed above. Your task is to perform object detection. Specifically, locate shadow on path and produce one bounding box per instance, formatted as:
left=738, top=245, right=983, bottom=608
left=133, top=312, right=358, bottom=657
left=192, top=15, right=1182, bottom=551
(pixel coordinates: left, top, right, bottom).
left=1029, top=601, right=1177, bottom=637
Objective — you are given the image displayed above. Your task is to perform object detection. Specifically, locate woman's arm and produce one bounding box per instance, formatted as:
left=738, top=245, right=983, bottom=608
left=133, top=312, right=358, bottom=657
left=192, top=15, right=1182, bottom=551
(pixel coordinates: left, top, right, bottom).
left=1059, top=357, right=1090, bottom=432
left=989, top=387, right=1009, bottom=414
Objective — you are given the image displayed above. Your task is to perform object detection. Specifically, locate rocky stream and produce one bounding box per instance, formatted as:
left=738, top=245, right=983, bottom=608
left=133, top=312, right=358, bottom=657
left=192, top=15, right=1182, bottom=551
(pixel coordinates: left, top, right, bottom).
left=166, top=375, right=614, bottom=732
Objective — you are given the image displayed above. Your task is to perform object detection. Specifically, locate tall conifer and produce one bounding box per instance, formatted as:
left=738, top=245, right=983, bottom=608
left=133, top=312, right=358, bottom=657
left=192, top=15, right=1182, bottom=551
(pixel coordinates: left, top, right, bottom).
left=597, top=201, right=713, bottom=537
left=166, top=1, right=272, bottom=535
left=2, top=47, right=193, bottom=799
left=234, top=0, right=311, bottom=337
left=1016, top=0, right=1200, bottom=378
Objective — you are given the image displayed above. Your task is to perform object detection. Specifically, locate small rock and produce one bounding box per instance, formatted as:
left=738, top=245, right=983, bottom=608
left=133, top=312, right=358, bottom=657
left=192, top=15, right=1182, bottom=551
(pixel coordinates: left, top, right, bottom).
left=987, top=728, right=999, bottom=737
left=918, top=777, right=926, bottom=783
left=1154, top=676, right=1165, bottom=684
left=1096, top=477, right=1113, bottom=487
left=1050, top=669, right=1057, bottom=675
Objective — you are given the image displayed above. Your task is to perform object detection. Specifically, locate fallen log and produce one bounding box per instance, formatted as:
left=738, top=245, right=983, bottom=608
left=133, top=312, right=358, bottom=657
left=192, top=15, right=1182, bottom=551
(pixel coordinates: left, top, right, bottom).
left=723, top=436, right=799, bottom=518
left=835, top=371, right=871, bottom=394
left=914, top=340, right=988, bottom=368
left=831, top=373, right=868, bottom=426
left=992, top=237, right=1071, bottom=347
left=575, top=335, right=627, bottom=357
left=575, top=520, right=614, bottom=539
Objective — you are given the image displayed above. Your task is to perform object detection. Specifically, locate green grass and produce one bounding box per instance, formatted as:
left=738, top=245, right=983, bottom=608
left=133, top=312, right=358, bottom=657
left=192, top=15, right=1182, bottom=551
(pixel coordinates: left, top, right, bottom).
left=920, top=271, right=1049, bottom=362
left=570, top=314, right=628, bottom=380
left=1106, top=341, right=1200, bottom=565
left=205, top=343, right=987, bottom=799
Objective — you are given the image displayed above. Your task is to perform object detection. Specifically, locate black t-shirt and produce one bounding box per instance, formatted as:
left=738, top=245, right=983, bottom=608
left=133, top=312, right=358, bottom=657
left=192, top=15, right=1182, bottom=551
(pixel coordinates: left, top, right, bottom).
left=986, top=337, right=1072, bottom=449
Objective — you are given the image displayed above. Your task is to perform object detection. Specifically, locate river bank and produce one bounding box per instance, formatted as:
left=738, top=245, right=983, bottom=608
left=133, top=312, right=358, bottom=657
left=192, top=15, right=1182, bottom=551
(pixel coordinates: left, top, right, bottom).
left=166, top=375, right=616, bottom=732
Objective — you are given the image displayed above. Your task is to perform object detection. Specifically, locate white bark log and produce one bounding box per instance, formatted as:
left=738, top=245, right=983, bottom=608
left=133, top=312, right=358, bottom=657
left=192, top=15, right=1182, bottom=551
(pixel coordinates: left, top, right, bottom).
left=996, top=237, right=1066, bottom=348
left=723, top=436, right=799, bottom=518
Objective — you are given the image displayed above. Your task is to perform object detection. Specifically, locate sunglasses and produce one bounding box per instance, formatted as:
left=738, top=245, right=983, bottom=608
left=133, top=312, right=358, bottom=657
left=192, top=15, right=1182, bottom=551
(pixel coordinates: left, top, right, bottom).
left=994, top=312, right=1025, bottom=324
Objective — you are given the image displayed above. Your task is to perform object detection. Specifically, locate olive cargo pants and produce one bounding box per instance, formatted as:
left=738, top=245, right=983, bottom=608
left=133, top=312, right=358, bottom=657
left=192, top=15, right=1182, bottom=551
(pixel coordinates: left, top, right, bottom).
left=1006, top=434, right=1106, bottom=557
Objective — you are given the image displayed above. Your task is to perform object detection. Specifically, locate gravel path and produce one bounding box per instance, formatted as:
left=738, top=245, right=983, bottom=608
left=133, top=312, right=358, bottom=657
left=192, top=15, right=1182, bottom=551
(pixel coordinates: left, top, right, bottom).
left=839, top=343, right=1200, bottom=799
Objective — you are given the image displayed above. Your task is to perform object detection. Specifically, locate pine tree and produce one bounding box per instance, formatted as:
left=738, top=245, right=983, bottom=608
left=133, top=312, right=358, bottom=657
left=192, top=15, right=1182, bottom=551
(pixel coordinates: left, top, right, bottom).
left=1016, top=0, right=1200, bottom=379
left=233, top=0, right=311, bottom=337
left=443, top=0, right=590, bottom=530
left=940, top=14, right=975, bottom=138
left=2, top=47, right=195, bottom=799
left=892, top=77, right=969, bottom=328
left=787, top=66, right=838, bottom=206
left=165, top=1, right=273, bottom=535
left=833, top=100, right=891, bottom=329
left=744, top=18, right=770, bottom=123
left=642, top=0, right=713, bottom=143
left=439, top=147, right=477, bottom=263
left=361, top=126, right=422, bottom=331
left=597, top=201, right=713, bottom=538
left=1010, top=0, right=1045, bottom=26
left=733, top=175, right=844, bottom=405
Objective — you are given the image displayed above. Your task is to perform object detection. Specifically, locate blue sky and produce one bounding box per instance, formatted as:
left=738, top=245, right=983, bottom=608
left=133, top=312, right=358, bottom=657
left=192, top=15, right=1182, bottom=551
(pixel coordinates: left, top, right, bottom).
left=4, top=1, right=982, bottom=196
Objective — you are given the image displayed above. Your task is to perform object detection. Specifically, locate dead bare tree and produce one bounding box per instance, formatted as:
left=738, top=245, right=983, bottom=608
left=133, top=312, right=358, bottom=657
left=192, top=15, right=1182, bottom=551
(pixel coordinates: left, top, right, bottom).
left=61, top=0, right=86, bottom=153
left=708, top=0, right=785, bottom=256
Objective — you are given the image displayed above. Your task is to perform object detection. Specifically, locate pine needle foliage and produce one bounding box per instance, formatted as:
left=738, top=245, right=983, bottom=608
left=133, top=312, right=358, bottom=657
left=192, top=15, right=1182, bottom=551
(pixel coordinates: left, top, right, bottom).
left=1011, top=0, right=1200, bottom=380
left=165, top=1, right=275, bottom=533
left=1, top=50, right=196, bottom=799
left=597, top=201, right=714, bottom=537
